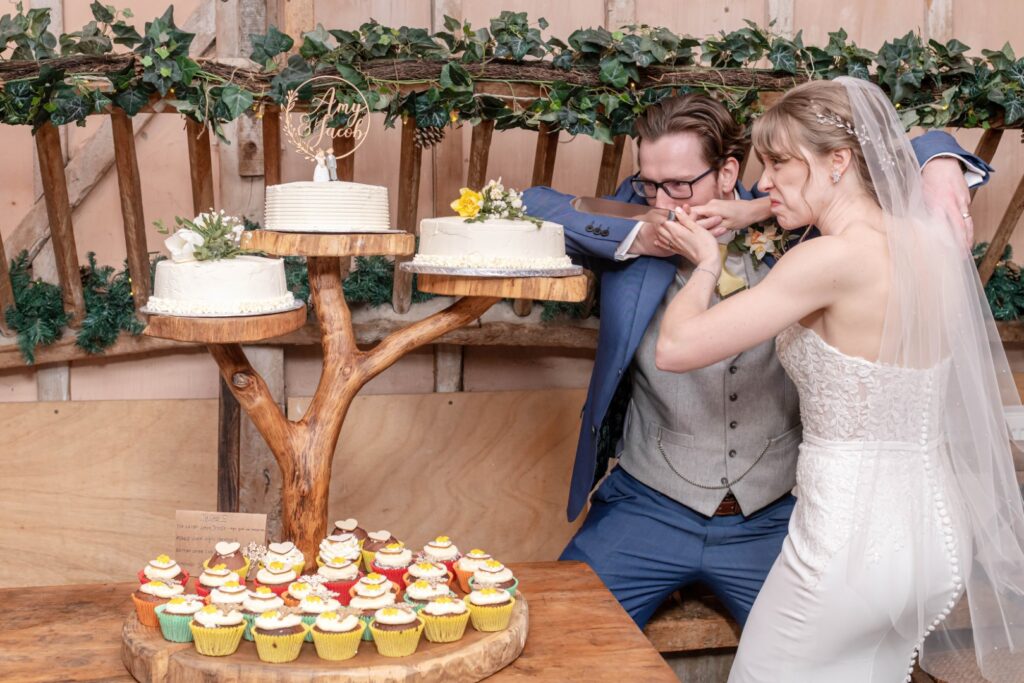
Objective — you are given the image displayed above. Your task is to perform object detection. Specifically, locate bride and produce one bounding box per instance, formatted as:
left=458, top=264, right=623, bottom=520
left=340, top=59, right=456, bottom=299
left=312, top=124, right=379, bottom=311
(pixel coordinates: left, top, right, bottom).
left=653, top=77, right=1024, bottom=682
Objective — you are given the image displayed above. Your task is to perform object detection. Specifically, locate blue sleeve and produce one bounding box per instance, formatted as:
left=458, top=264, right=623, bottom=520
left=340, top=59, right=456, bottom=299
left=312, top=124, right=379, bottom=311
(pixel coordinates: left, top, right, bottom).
left=910, top=130, right=993, bottom=186
left=522, top=178, right=642, bottom=262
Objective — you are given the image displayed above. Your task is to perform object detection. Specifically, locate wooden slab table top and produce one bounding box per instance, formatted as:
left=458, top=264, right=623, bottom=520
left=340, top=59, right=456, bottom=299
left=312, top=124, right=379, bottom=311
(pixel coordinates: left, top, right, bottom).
left=1, top=561, right=676, bottom=683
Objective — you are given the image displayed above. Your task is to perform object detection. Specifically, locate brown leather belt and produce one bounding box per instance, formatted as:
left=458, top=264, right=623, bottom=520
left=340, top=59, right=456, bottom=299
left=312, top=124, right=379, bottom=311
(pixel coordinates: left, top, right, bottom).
left=714, top=492, right=742, bottom=516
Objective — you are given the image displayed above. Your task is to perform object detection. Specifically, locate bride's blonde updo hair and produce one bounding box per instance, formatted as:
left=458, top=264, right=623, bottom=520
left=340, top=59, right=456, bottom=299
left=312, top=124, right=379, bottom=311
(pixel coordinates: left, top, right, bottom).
left=752, top=79, right=879, bottom=205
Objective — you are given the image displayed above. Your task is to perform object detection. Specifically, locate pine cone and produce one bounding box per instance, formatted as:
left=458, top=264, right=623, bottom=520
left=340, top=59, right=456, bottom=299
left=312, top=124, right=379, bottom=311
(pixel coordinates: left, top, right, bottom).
left=413, top=125, right=446, bottom=149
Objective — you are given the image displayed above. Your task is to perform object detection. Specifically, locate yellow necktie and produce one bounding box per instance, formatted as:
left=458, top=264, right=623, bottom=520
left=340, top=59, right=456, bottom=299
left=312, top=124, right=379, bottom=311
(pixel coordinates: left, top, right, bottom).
left=717, top=244, right=747, bottom=298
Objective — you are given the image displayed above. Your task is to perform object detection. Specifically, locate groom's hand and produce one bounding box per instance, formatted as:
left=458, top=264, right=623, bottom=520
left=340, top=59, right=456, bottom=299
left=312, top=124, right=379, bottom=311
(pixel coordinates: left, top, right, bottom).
left=629, top=220, right=676, bottom=257
left=921, top=156, right=973, bottom=251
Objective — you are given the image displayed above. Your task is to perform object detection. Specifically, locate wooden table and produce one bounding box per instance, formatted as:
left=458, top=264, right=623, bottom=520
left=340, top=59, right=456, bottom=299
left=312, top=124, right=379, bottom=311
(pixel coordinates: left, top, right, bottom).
left=1, top=561, right=676, bottom=683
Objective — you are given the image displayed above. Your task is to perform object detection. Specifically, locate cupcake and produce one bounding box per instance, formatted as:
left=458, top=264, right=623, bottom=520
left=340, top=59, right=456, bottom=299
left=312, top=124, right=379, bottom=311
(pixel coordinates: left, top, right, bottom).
left=404, top=559, right=452, bottom=587
left=283, top=579, right=314, bottom=607
left=208, top=580, right=248, bottom=609
left=139, top=553, right=189, bottom=585
left=264, top=541, right=305, bottom=575
left=420, top=595, right=470, bottom=643
left=297, top=592, right=342, bottom=642
left=252, top=609, right=308, bottom=663
left=421, top=536, right=461, bottom=575
left=189, top=605, right=246, bottom=656
left=369, top=605, right=424, bottom=657
left=318, top=533, right=361, bottom=568
left=132, top=580, right=185, bottom=627
left=361, top=530, right=397, bottom=571
left=311, top=608, right=364, bottom=661
left=204, top=541, right=250, bottom=579
left=348, top=573, right=398, bottom=641
left=240, top=586, right=285, bottom=641
left=331, top=518, right=367, bottom=544
left=467, top=587, right=515, bottom=632
left=317, top=556, right=363, bottom=599
left=194, top=564, right=240, bottom=598
left=154, top=594, right=204, bottom=642
left=455, top=549, right=492, bottom=592
left=403, top=578, right=455, bottom=612
left=254, top=561, right=298, bottom=595
left=371, top=542, right=413, bottom=587
left=469, top=559, right=518, bottom=596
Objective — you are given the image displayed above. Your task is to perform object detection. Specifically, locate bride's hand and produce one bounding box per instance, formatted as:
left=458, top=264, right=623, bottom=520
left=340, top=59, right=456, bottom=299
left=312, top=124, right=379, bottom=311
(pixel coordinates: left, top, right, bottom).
left=653, top=206, right=721, bottom=271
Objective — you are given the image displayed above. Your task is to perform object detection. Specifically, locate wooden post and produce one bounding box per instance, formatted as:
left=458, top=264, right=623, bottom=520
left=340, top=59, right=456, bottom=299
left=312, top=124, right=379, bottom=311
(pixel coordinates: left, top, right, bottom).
left=393, top=116, right=422, bottom=314
left=34, top=122, right=85, bottom=325
left=467, top=119, right=495, bottom=189
left=515, top=123, right=561, bottom=317
left=217, top=378, right=241, bottom=512
left=332, top=134, right=355, bottom=278
left=977, top=171, right=1024, bottom=285
left=0, top=233, right=14, bottom=336
left=110, top=108, right=151, bottom=311
left=595, top=136, right=626, bottom=197
left=262, top=106, right=282, bottom=188
left=185, top=118, right=215, bottom=215
left=971, top=128, right=1003, bottom=200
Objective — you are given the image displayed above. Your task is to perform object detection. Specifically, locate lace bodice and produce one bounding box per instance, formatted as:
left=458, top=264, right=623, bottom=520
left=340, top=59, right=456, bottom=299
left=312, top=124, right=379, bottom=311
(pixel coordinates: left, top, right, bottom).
left=776, top=325, right=947, bottom=444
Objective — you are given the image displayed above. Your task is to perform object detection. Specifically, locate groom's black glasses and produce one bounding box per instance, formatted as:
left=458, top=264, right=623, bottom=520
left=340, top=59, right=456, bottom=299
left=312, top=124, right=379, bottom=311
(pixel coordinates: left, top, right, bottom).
left=630, top=167, right=715, bottom=200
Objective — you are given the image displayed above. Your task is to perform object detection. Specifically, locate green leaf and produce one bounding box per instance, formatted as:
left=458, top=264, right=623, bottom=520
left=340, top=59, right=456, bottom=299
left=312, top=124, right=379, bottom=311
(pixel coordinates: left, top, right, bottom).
left=299, top=23, right=333, bottom=59
left=114, top=88, right=149, bottom=116
left=250, top=25, right=293, bottom=67
left=90, top=2, right=114, bottom=24
left=217, top=84, right=254, bottom=120
left=599, top=56, right=629, bottom=88
left=439, top=62, right=472, bottom=92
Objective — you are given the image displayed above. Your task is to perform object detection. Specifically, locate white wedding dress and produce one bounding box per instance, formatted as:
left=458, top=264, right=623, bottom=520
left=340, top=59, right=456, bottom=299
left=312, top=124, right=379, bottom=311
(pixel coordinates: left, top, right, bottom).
left=728, top=324, right=965, bottom=683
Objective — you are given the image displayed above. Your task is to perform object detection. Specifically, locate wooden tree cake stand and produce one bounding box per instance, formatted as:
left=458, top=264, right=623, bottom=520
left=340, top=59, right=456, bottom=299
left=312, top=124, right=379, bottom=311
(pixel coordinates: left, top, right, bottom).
left=136, top=230, right=585, bottom=680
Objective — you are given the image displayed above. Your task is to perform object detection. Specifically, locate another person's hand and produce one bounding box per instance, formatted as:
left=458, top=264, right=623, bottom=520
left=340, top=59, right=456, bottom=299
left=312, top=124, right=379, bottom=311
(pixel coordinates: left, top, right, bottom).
left=921, top=156, right=973, bottom=250
left=688, top=197, right=772, bottom=237
left=653, top=206, right=720, bottom=270
left=628, top=220, right=676, bottom=258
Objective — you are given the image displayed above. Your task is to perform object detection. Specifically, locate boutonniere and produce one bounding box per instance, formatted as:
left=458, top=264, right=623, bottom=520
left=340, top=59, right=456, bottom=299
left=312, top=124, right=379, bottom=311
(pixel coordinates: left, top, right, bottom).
left=729, top=221, right=788, bottom=268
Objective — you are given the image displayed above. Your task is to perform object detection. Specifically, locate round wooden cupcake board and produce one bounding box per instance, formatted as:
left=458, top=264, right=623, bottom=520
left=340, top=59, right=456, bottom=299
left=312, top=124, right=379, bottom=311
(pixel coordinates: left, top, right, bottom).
left=121, top=595, right=528, bottom=682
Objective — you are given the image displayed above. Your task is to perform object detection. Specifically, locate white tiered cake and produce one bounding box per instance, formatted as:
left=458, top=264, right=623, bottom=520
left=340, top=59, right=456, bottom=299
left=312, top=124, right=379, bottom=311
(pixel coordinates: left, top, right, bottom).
left=415, top=217, right=573, bottom=271
left=264, top=181, right=390, bottom=233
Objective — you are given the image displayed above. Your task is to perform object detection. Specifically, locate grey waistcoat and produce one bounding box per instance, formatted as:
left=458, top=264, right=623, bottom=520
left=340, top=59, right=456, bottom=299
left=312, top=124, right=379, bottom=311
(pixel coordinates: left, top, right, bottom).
left=619, top=255, right=802, bottom=517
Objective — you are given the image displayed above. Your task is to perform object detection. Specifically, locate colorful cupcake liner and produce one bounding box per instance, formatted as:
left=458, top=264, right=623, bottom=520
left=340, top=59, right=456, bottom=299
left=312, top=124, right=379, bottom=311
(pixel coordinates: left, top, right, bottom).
left=360, top=549, right=376, bottom=573
left=130, top=593, right=163, bottom=628
left=421, top=610, right=470, bottom=643
left=369, top=619, right=424, bottom=657
left=358, top=614, right=375, bottom=641
left=468, top=576, right=519, bottom=597
left=311, top=622, right=365, bottom=661
left=468, top=597, right=516, bottom=632
left=321, top=575, right=362, bottom=604
left=402, top=594, right=427, bottom=613
left=454, top=565, right=474, bottom=593
left=242, top=612, right=257, bottom=641
left=300, top=614, right=318, bottom=642
left=252, top=624, right=309, bottom=663
left=154, top=604, right=194, bottom=642
left=189, top=621, right=246, bottom=656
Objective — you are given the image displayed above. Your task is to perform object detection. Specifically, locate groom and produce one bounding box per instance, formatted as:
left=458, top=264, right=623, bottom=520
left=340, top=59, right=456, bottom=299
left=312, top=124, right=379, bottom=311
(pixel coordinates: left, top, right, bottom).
left=523, top=92, right=991, bottom=627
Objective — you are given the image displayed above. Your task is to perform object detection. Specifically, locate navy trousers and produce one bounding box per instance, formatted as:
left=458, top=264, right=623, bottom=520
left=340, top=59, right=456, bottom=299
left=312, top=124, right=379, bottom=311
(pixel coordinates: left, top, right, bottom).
left=560, top=467, right=795, bottom=628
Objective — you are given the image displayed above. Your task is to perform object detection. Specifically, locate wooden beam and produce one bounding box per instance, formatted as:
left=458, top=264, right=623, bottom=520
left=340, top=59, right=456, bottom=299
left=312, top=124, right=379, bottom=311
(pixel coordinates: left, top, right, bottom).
left=393, top=116, right=422, bottom=314
left=595, top=136, right=626, bottom=197
left=277, top=0, right=314, bottom=51
left=766, top=0, right=795, bottom=38
left=185, top=117, right=216, bottom=215
left=604, top=0, right=636, bottom=30
left=34, top=122, right=85, bottom=325
left=971, top=128, right=1003, bottom=200
left=925, top=0, right=953, bottom=43
left=978, top=171, right=1024, bottom=284
left=433, top=344, right=464, bottom=393
left=217, top=378, right=241, bottom=512
left=262, top=105, right=282, bottom=187
left=518, top=123, right=561, bottom=317
left=110, top=108, right=151, bottom=310
left=467, top=119, right=495, bottom=189
left=0, top=233, right=15, bottom=336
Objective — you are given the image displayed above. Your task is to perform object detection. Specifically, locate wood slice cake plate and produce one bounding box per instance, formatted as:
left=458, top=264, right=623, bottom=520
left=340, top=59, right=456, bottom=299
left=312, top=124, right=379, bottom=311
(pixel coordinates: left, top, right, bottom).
left=122, top=596, right=528, bottom=682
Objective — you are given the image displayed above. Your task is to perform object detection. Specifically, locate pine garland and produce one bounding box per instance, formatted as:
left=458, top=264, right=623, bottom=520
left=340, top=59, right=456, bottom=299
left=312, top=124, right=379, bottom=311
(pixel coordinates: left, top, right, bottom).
left=77, top=252, right=145, bottom=354
left=4, top=251, right=69, bottom=364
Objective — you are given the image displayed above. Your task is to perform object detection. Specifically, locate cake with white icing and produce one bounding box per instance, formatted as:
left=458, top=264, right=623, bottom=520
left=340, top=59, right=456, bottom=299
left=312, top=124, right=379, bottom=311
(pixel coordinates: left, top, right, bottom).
left=264, top=181, right=390, bottom=232
left=412, top=179, right=572, bottom=271
left=146, top=211, right=295, bottom=317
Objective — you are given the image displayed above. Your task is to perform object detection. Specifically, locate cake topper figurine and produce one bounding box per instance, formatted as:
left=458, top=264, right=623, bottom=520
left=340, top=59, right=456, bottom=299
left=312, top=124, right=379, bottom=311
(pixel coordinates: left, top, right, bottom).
left=283, top=75, right=370, bottom=182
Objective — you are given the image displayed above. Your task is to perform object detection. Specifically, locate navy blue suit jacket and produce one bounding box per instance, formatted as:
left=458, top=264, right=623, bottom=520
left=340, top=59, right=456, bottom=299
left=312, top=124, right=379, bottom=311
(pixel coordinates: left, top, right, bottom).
left=522, top=130, right=993, bottom=521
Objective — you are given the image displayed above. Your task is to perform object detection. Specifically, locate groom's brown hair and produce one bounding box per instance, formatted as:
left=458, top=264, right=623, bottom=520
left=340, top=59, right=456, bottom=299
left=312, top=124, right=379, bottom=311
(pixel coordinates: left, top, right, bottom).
left=635, top=93, right=747, bottom=171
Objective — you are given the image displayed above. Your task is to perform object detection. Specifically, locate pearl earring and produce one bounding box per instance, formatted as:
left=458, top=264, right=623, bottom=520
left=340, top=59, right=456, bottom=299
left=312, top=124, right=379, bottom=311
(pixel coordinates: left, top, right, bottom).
left=831, top=168, right=842, bottom=184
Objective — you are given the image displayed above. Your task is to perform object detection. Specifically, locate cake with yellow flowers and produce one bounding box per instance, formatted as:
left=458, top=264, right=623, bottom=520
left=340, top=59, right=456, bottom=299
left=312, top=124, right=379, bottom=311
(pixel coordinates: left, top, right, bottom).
left=414, top=179, right=572, bottom=272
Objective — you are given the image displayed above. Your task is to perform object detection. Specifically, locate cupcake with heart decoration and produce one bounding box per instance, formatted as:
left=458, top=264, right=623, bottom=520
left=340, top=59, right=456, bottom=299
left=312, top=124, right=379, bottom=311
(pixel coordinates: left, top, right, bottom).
left=138, top=554, right=189, bottom=586
left=369, top=605, right=424, bottom=657
left=194, top=564, right=240, bottom=598
left=404, top=559, right=452, bottom=588
left=154, top=594, right=204, bottom=642
left=203, top=541, right=250, bottom=580
left=297, top=591, right=342, bottom=642
left=263, top=541, right=305, bottom=576
left=420, top=595, right=470, bottom=643
left=403, top=578, right=456, bottom=612
left=253, top=561, right=297, bottom=596
left=348, top=573, right=398, bottom=641
left=360, top=530, right=397, bottom=571
left=317, top=555, right=363, bottom=599
left=310, top=607, right=364, bottom=661
left=240, top=585, right=285, bottom=640
left=189, top=604, right=246, bottom=656
left=421, top=536, right=461, bottom=576
left=318, top=532, right=361, bottom=568
left=468, top=559, right=518, bottom=596
left=454, top=548, right=492, bottom=592
left=371, top=542, right=414, bottom=588
left=251, top=608, right=308, bottom=663
left=331, top=518, right=367, bottom=545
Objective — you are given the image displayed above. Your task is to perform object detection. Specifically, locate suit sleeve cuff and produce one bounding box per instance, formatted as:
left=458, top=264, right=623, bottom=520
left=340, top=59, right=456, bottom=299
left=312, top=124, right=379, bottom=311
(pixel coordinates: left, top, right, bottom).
left=614, top=222, right=645, bottom=261
left=925, top=152, right=987, bottom=188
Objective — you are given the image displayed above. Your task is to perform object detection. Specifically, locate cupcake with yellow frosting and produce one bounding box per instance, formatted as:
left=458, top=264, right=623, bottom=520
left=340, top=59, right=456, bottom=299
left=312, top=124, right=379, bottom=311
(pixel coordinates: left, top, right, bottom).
left=194, top=564, right=239, bottom=598
left=298, top=592, right=342, bottom=642
left=132, top=580, right=185, bottom=627
left=282, top=578, right=313, bottom=607
left=251, top=609, right=308, bottom=663
left=454, top=548, right=492, bottom=592
left=348, top=573, right=398, bottom=641
left=421, top=536, right=461, bottom=576
left=189, top=604, right=246, bottom=656
left=253, top=561, right=297, bottom=596
left=468, top=559, right=519, bottom=596
left=207, top=580, right=248, bottom=609
left=403, top=578, right=455, bottom=612
left=240, top=586, right=285, bottom=641
left=263, top=541, right=305, bottom=576
left=154, top=594, right=204, bottom=642
left=138, top=553, right=189, bottom=586
left=404, top=559, right=452, bottom=588
left=420, top=595, right=470, bottom=643
left=466, top=586, right=515, bottom=632
left=318, top=533, right=361, bottom=568
left=317, top=555, right=363, bottom=599
left=310, top=608, right=364, bottom=661
left=370, top=542, right=414, bottom=588
left=369, top=605, right=424, bottom=657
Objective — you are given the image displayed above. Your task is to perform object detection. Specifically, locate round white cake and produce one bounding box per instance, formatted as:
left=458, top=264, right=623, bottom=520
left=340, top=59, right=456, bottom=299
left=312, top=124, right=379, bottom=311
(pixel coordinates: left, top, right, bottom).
left=146, top=255, right=296, bottom=316
left=264, top=181, right=390, bottom=232
left=413, top=217, right=573, bottom=270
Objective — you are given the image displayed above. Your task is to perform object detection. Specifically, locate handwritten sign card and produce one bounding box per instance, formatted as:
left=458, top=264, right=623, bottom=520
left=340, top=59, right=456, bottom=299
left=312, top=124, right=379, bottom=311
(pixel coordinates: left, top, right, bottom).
left=175, top=509, right=267, bottom=576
